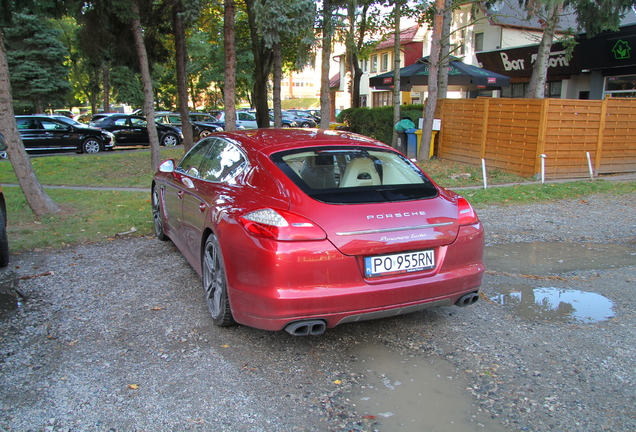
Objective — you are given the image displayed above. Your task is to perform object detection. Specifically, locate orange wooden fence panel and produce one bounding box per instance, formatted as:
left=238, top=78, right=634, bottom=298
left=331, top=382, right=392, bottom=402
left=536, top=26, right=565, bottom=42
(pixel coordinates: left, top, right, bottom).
left=436, top=97, right=636, bottom=179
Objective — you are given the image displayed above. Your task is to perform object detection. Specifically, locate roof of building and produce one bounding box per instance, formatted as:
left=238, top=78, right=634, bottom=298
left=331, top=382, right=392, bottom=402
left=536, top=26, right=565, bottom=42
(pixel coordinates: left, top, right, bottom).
left=481, top=0, right=578, bottom=32
left=330, top=73, right=340, bottom=89
left=375, top=25, right=421, bottom=50
left=482, top=1, right=636, bottom=36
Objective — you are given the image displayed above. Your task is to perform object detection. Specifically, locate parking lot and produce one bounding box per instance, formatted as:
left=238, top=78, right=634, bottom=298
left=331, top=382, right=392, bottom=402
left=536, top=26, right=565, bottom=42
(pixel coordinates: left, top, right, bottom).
left=0, top=192, right=635, bottom=431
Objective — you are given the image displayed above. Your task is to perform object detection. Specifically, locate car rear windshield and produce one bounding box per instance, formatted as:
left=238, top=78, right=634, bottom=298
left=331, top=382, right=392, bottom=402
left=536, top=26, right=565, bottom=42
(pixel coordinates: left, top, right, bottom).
left=271, top=147, right=438, bottom=204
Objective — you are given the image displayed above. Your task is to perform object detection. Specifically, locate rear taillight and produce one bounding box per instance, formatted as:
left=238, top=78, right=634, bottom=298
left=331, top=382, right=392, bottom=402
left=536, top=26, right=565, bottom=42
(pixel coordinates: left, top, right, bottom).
left=239, top=208, right=327, bottom=241
left=457, top=197, right=479, bottom=225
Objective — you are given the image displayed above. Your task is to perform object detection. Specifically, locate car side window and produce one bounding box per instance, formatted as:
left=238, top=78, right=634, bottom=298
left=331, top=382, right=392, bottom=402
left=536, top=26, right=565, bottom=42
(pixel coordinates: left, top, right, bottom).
left=40, top=119, right=69, bottom=131
left=130, top=117, right=147, bottom=126
left=192, top=115, right=214, bottom=123
left=177, top=138, right=216, bottom=177
left=199, top=139, right=246, bottom=183
left=16, top=118, right=38, bottom=129
left=238, top=112, right=255, bottom=121
left=113, top=118, right=128, bottom=126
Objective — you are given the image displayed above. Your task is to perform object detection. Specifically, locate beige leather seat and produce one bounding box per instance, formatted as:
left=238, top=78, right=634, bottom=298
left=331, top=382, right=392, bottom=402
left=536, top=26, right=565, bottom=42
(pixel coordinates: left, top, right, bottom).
left=340, top=158, right=381, bottom=187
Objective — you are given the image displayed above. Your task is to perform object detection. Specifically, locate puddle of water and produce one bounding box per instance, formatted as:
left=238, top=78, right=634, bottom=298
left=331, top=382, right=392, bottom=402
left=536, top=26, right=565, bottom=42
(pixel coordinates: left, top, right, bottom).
left=348, top=343, right=507, bottom=432
left=490, top=284, right=615, bottom=323
left=485, top=242, right=636, bottom=276
left=0, top=293, right=20, bottom=319
left=0, top=292, right=19, bottom=311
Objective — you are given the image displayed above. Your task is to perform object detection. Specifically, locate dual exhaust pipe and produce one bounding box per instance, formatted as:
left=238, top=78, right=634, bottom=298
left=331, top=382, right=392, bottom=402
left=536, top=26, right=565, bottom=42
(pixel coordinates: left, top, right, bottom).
left=284, top=319, right=327, bottom=336
left=455, top=292, right=479, bottom=307
left=284, top=293, right=479, bottom=336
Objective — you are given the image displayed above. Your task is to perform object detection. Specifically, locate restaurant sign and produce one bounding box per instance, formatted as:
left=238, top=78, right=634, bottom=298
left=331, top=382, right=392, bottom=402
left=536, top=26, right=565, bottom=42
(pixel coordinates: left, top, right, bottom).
left=476, top=43, right=580, bottom=78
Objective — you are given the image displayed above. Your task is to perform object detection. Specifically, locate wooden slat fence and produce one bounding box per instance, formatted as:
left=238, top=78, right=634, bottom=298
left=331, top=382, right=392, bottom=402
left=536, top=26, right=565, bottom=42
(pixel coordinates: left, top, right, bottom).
left=436, top=97, right=636, bottom=179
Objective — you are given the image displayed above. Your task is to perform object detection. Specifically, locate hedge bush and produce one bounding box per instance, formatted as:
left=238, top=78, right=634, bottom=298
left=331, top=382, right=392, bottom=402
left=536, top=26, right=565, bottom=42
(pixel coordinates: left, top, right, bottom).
left=337, top=104, right=424, bottom=145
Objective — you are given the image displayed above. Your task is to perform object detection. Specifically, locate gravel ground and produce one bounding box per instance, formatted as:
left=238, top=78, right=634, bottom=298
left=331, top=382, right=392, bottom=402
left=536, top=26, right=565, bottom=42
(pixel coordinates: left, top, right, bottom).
left=0, top=191, right=635, bottom=431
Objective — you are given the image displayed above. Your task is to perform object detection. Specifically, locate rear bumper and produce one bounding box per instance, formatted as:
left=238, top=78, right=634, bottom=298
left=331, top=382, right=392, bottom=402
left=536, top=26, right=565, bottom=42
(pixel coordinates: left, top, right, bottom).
left=232, top=274, right=482, bottom=331
left=224, top=223, right=484, bottom=331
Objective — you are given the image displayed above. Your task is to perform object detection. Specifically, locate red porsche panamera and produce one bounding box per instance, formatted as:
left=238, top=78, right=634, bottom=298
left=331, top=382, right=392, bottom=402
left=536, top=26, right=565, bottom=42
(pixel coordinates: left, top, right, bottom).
left=152, top=129, right=484, bottom=335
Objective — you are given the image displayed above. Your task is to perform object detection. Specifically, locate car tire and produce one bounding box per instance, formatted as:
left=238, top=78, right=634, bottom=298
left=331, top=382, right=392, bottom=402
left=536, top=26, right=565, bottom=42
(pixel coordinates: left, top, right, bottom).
left=161, top=133, right=179, bottom=147
left=301, top=122, right=311, bottom=128
left=0, top=206, right=9, bottom=267
left=202, top=233, right=235, bottom=326
left=81, top=137, right=102, bottom=154
left=151, top=186, right=169, bottom=241
left=198, top=129, right=213, bottom=139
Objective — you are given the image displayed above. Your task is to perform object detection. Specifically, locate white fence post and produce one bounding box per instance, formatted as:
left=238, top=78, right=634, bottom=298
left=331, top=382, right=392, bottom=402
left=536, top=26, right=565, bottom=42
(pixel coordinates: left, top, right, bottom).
left=540, top=154, right=547, bottom=184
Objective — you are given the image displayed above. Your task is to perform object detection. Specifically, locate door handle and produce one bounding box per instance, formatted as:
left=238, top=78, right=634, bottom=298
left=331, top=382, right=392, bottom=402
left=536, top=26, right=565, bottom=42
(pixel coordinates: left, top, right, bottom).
left=178, top=191, right=184, bottom=199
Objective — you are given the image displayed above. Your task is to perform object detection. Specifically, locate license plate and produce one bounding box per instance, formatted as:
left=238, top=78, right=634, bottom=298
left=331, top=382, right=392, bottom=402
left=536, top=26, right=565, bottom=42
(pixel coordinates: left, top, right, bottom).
left=364, top=250, right=435, bottom=277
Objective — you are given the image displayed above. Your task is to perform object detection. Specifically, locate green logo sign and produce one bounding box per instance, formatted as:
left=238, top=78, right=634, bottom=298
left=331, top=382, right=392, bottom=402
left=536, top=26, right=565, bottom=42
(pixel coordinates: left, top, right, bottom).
left=612, top=39, right=631, bottom=60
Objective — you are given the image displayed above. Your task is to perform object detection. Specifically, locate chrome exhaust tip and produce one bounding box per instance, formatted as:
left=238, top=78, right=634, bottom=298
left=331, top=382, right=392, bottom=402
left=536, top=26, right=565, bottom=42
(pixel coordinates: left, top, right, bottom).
left=284, top=319, right=327, bottom=336
left=456, top=292, right=479, bottom=307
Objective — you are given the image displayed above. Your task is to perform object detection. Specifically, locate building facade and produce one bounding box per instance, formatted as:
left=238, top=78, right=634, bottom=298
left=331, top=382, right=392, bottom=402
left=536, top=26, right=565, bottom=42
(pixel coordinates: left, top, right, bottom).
left=282, top=1, right=636, bottom=118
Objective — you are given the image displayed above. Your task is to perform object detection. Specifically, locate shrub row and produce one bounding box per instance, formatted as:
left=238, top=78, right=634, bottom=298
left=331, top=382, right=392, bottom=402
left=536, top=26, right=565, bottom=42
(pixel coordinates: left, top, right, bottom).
left=337, top=104, right=425, bottom=145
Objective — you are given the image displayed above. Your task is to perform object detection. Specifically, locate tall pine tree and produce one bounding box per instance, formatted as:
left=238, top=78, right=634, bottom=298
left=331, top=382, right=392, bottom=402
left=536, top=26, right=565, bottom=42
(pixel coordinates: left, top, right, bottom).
left=4, top=13, right=71, bottom=113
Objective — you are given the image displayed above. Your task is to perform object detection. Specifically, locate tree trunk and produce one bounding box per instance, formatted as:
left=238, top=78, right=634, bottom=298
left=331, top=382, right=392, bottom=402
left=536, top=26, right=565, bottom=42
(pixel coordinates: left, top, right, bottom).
left=272, top=42, right=283, bottom=128
left=526, top=2, right=563, bottom=98
left=351, top=53, right=363, bottom=107
left=392, top=1, right=402, bottom=148
left=438, top=0, right=452, bottom=99
left=90, top=80, right=99, bottom=116
left=0, top=30, right=60, bottom=216
left=351, top=2, right=369, bottom=109
left=245, top=0, right=272, bottom=128
left=131, top=0, right=160, bottom=169
left=224, top=0, right=237, bottom=131
left=174, top=4, right=194, bottom=151
left=103, top=62, right=110, bottom=113
left=319, top=0, right=332, bottom=129
left=346, top=1, right=357, bottom=108
left=419, top=0, right=444, bottom=161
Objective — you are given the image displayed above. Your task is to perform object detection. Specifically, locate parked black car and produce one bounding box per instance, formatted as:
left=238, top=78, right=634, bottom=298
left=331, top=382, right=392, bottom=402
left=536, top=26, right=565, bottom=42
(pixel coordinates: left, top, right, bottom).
left=267, top=113, right=299, bottom=128
left=90, top=114, right=182, bottom=147
left=286, top=109, right=321, bottom=123
left=282, top=111, right=317, bottom=128
left=155, top=112, right=223, bottom=141
left=15, top=115, right=115, bottom=154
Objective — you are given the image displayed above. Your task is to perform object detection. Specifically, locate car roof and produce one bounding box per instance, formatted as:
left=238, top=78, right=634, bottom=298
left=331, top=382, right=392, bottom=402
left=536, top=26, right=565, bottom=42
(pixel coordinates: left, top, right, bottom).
left=213, top=129, right=389, bottom=156
left=16, top=115, right=68, bottom=122
left=99, top=113, right=142, bottom=119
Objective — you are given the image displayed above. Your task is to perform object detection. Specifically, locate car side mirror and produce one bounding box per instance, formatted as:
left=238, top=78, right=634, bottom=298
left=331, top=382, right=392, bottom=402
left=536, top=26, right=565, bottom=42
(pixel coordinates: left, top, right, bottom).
left=0, top=133, right=6, bottom=151
left=158, top=159, right=175, bottom=173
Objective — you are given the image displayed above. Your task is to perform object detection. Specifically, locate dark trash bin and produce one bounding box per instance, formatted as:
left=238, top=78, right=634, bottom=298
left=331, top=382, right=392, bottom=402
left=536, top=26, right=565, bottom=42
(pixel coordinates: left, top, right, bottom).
left=396, top=132, right=408, bottom=154
left=405, top=128, right=418, bottom=158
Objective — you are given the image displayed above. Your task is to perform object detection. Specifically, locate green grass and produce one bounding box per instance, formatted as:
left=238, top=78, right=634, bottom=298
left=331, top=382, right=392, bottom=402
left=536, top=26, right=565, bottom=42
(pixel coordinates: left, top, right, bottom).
left=0, top=148, right=184, bottom=187
left=457, top=180, right=636, bottom=207
left=5, top=187, right=152, bottom=253
left=417, top=158, right=531, bottom=188
left=280, top=98, right=320, bottom=109
left=1, top=149, right=634, bottom=254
